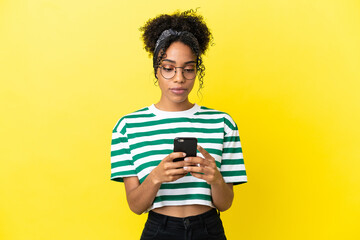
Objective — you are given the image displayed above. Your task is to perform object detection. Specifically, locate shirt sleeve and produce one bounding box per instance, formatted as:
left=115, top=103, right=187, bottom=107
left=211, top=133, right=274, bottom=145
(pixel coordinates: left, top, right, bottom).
left=220, top=114, right=248, bottom=185
left=110, top=118, right=137, bottom=182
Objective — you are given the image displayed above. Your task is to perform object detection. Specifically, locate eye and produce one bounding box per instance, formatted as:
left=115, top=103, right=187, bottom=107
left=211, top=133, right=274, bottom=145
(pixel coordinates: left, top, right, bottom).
left=162, top=65, right=175, bottom=72
left=184, top=66, right=196, bottom=72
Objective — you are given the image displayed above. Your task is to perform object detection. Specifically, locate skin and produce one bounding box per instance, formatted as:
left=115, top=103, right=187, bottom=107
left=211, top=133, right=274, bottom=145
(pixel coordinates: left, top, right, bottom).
left=123, top=41, right=234, bottom=217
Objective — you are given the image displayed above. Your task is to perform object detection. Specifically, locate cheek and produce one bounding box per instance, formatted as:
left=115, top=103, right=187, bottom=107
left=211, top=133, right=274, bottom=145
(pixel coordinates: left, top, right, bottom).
left=157, top=77, right=168, bottom=92
left=188, top=80, right=195, bottom=90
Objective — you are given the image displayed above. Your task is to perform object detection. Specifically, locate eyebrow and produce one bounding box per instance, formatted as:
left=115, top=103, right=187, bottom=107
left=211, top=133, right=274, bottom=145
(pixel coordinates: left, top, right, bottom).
left=163, top=59, right=196, bottom=64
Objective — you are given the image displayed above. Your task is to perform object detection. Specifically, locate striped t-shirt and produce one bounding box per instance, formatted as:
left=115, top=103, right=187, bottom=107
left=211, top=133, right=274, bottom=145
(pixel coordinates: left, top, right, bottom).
left=110, top=103, right=247, bottom=211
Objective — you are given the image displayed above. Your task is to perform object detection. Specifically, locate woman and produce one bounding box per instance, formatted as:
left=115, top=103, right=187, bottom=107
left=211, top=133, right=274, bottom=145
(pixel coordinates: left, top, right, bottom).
left=110, top=9, right=247, bottom=240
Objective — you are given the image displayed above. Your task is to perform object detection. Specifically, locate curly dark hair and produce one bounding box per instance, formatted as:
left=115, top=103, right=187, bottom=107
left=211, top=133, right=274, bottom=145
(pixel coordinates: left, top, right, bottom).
left=139, top=9, right=213, bottom=91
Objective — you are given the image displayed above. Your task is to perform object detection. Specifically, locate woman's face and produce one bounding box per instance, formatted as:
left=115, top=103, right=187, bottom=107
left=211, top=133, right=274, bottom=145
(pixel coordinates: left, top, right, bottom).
left=156, top=41, right=197, bottom=106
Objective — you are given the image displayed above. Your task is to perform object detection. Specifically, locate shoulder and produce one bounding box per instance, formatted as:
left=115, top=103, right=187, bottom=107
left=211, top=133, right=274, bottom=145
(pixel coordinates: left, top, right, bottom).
left=112, top=106, right=155, bottom=133
left=196, top=105, right=235, bottom=121
left=196, top=105, right=238, bottom=130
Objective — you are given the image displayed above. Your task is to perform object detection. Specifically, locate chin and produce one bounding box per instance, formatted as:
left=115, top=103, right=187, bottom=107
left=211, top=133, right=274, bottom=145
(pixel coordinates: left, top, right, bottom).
left=173, top=97, right=189, bottom=103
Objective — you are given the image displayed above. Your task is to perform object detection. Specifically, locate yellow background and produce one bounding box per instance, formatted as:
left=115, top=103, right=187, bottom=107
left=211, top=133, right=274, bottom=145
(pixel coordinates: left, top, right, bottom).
left=1, top=0, right=359, bottom=239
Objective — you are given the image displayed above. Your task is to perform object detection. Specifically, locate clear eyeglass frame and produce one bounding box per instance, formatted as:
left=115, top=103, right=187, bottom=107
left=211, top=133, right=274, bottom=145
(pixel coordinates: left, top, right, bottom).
left=159, top=65, right=197, bottom=80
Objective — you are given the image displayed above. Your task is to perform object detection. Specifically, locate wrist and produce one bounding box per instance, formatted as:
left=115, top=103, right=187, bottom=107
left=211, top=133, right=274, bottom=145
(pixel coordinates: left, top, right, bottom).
left=210, top=174, right=225, bottom=187
left=149, top=169, right=162, bottom=186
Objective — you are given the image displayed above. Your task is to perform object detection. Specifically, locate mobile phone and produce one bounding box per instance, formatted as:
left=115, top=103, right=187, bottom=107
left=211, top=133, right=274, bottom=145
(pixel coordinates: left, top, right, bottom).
left=173, top=137, right=197, bottom=162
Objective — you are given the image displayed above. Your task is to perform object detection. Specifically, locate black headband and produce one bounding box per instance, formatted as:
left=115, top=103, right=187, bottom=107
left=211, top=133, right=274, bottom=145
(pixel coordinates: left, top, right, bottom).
left=153, top=29, right=200, bottom=70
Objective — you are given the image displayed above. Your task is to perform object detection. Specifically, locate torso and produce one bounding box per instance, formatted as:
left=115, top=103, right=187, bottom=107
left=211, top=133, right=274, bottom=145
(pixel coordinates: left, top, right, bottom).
left=152, top=204, right=213, bottom=218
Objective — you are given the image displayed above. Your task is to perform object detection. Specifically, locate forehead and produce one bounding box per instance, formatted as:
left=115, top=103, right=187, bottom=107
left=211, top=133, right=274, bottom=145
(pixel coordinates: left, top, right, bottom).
left=163, top=41, right=196, bottom=63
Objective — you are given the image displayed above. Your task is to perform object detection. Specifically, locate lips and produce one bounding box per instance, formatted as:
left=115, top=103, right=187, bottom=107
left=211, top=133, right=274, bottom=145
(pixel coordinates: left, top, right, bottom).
left=170, top=88, right=187, bottom=95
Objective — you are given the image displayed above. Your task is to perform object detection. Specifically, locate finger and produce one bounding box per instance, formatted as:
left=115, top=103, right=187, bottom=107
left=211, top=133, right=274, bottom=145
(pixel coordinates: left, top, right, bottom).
left=170, top=160, right=187, bottom=169
left=183, top=165, right=209, bottom=174
left=190, top=172, right=205, bottom=180
left=197, top=145, right=212, bottom=159
left=184, top=156, right=208, bottom=166
left=165, top=152, right=186, bottom=162
left=167, top=168, right=188, bottom=176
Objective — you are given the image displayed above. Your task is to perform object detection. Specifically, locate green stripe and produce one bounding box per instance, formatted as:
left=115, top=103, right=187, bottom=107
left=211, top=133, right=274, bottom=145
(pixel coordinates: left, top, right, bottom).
left=128, top=127, right=223, bottom=139
left=111, top=148, right=130, bottom=157
left=224, top=117, right=237, bottom=131
left=132, top=148, right=222, bottom=162
left=133, top=149, right=172, bottom=161
left=139, top=172, right=193, bottom=184
left=134, top=107, right=149, bottom=113
left=113, top=114, right=155, bottom=133
left=120, top=127, right=126, bottom=135
left=221, top=159, right=244, bottom=165
left=215, top=161, right=221, bottom=168
left=131, top=139, right=172, bottom=150
left=112, top=118, right=123, bottom=133
left=223, top=147, right=242, bottom=153
left=198, top=138, right=223, bottom=144
left=135, top=159, right=161, bottom=173
left=111, top=170, right=136, bottom=178
left=160, top=182, right=210, bottom=189
left=111, top=136, right=128, bottom=145
left=195, top=111, right=224, bottom=115
left=199, top=106, right=225, bottom=113
left=111, top=160, right=133, bottom=168
left=224, top=136, right=240, bottom=142
left=113, top=111, right=155, bottom=132
left=207, top=148, right=223, bottom=156
left=154, top=194, right=211, bottom=203
left=126, top=117, right=223, bottom=129
left=221, top=170, right=247, bottom=177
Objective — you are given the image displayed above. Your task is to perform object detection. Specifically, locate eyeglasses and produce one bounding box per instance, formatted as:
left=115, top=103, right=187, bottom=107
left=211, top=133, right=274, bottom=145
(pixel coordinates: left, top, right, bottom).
left=159, top=64, right=197, bottom=80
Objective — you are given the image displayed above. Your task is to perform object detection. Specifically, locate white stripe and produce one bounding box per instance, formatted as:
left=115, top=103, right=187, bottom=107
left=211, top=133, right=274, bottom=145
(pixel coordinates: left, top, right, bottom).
left=170, top=175, right=206, bottom=183
left=124, top=113, right=227, bottom=124
left=221, top=164, right=246, bottom=171
left=128, top=132, right=224, bottom=145
left=131, top=142, right=223, bottom=156
left=111, top=165, right=135, bottom=173
left=131, top=143, right=172, bottom=156
left=222, top=152, right=243, bottom=159
left=223, top=140, right=241, bottom=147
left=223, top=176, right=248, bottom=183
left=135, top=154, right=166, bottom=168
left=151, top=200, right=214, bottom=211
left=110, top=154, right=132, bottom=163
left=126, top=122, right=224, bottom=134
left=158, top=188, right=210, bottom=196
left=137, top=167, right=155, bottom=181
left=111, top=143, right=129, bottom=152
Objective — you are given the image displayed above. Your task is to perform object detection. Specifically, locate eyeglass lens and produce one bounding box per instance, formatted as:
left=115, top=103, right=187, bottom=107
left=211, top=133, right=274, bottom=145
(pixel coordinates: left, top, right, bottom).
left=160, top=65, right=196, bottom=80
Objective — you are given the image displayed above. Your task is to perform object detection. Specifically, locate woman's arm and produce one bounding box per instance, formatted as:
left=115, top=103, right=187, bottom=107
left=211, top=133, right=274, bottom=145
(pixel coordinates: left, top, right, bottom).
left=210, top=181, right=234, bottom=212
left=183, top=145, right=234, bottom=211
left=123, top=152, right=188, bottom=215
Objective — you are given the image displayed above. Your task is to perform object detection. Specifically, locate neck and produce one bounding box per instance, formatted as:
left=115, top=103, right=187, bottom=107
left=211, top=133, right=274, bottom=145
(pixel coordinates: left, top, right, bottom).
left=155, top=99, right=194, bottom=112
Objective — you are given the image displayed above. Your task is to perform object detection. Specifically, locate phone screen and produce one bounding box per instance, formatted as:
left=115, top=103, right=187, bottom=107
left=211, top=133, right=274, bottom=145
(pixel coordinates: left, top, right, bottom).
left=173, top=137, right=197, bottom=162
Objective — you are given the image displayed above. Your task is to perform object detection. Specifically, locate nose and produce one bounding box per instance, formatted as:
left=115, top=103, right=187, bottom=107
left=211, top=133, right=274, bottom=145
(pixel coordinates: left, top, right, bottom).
left=173, top=68, right=185, bottom=83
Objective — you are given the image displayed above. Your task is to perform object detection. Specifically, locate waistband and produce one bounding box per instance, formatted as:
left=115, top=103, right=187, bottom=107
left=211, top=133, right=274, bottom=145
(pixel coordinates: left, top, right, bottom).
left=148, top=208, right=219, bottom=229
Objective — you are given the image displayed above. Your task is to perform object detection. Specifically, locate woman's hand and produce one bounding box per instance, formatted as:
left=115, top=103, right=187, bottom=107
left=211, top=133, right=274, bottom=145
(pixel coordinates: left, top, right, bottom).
left=183, top=145, right=223, bottom=185
left=150, top=152, right=189, bottom=185
left=183, top=145, right=234, bottom=211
